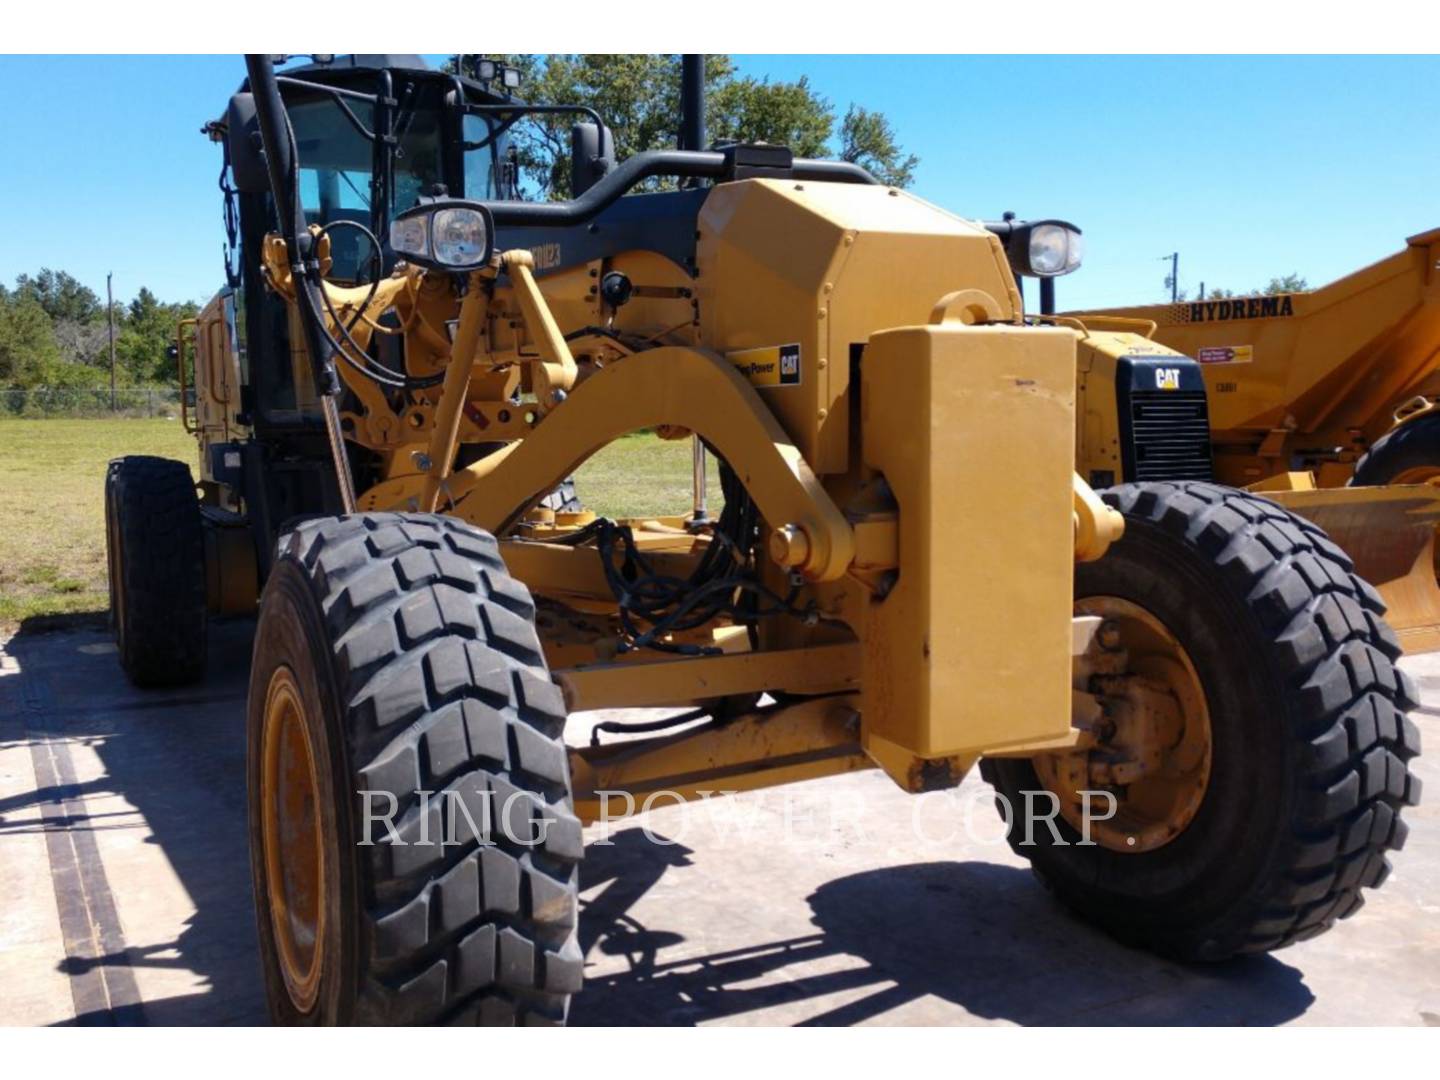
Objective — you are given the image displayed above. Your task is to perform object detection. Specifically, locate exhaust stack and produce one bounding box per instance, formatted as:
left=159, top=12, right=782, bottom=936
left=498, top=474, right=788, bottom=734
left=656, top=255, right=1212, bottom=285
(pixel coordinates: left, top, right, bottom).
left=680, top=54, right=705, bottom=152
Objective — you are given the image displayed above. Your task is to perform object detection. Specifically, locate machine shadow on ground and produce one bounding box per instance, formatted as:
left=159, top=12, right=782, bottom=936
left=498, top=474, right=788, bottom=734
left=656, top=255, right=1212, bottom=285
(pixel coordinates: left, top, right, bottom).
left=3, top=616, right=265, bottom=1025
left=570, top=828, right=1315, bottom=1026
left=2, top=620, right=1314, bottom=1027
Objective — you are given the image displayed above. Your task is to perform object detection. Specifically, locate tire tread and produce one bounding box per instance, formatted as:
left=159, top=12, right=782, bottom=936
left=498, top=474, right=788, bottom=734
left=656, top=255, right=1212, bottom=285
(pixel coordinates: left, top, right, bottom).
left=984, top=481, right=1420, bottom=960
left=106, top=455, right=206, bottom=686
left=276, top=512, right=580, bottom=1025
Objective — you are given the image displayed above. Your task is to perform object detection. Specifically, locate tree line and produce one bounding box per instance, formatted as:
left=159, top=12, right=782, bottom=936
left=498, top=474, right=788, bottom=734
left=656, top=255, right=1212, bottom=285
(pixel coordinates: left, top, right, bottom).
left=1177, top=273, right=1310, bottom=303
left=458, top=54, right=920, bottom=198
left=0, top=269, right=199, bottom=392
left=1198, top=273, right=1309, bottom=301
left=4, top=57, right=922, bottom=396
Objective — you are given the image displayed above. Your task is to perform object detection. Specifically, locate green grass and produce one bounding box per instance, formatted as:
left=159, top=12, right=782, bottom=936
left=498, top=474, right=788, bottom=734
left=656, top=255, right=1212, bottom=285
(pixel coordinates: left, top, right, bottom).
left=0, top=419, right=711, bottom=630
left=0, top=418, right=196, bottom=630
left=573, top=430, right=722, bottom=519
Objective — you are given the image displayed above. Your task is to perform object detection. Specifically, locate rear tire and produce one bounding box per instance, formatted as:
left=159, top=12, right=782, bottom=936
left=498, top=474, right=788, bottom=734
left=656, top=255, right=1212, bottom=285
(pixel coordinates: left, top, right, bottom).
left=1351, top=412, right=1440, bottom=486
left=538, top=478, right=583, bottom=515
left=104, top=455, right=206, bottom=687
left=246, top=512, right=582, bottom=1025
left=982, top=482, right=1422, bottom=961
left=456, top=444, right=582, bottom=514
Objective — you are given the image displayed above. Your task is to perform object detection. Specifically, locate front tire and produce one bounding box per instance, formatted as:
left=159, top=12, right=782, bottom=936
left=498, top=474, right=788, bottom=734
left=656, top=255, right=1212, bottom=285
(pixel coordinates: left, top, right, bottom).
left=983, top=482, right=1421, bottom=961
left=105, top=455, right=206, bottom=687
left=246, top=512, right=583, bottom=1025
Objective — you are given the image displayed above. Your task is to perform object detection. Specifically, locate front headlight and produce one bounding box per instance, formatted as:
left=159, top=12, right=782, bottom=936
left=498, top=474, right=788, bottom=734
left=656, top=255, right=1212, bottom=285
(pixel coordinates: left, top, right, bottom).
left=1028, top=223, right=1083, bottom=277
left=389, top=200, right=495, bottom=272
left=995, top=218, right=1084, bottom=278
left=431, top=208, right=490, bottom=267
left=389, top=216, right=430, bottom=263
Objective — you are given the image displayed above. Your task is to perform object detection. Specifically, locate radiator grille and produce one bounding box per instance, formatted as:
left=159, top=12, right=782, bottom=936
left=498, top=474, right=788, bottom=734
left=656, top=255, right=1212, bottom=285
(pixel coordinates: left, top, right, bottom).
left=1126, top=390, right=1213, bottom=481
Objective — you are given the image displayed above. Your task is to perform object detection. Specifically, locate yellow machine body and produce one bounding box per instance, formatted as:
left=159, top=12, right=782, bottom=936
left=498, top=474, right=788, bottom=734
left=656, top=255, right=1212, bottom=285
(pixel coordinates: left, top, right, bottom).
left=695, top=179, right=1022, bottom=473
left=180, top=292, right=249, bottom=494
left=152, top=61, right=1424, bottom=1006
left=861, top=318, right=1079, bottom=778
left=191, top=177, right=1122, bottom=809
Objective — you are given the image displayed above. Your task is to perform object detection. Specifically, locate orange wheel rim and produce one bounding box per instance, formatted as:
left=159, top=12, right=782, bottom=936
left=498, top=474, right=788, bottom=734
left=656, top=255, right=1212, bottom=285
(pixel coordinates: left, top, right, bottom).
left=260, top=665, right=327, bottom=1012
left=1378, top=466, right=1440, bottom=581
left=1387, top=465, right=1440, bottom=486
left=1034, top=596, right=1213, bottom=854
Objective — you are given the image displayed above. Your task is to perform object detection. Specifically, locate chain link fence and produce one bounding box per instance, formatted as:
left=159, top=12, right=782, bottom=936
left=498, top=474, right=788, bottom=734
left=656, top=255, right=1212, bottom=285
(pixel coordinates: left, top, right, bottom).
left=0, top=387, right=192, bottom=419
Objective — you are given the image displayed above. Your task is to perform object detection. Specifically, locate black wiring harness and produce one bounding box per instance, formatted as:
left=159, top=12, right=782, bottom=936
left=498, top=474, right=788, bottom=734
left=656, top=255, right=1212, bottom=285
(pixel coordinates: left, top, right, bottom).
left=270, top=108, right=446, bottom=394
left=555, top=455, right=817, bottom=656
left=312, top=218, right=446, bottom=391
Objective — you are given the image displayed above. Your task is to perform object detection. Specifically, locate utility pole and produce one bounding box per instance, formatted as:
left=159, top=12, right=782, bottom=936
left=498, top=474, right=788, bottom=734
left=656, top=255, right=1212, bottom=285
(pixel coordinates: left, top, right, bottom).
left=1164, top=252, right=1179, bottom=302
left=107, top=273, right=117, bottom=411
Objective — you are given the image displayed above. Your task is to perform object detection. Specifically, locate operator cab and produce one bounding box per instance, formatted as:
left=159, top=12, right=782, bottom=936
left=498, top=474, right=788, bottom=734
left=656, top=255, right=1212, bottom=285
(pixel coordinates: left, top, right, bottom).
left=200, top=54, right=536, bottom=533
left=209, top=55, right=528, bottom=437
left=219, top=54, right=520, bottom=285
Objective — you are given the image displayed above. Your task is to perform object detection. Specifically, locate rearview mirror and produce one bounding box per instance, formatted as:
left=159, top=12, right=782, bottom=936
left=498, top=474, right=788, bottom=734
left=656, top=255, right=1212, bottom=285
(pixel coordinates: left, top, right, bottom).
left=226, top=93, right=271, bottom=195
left=570, top=122, right=615, bottom=198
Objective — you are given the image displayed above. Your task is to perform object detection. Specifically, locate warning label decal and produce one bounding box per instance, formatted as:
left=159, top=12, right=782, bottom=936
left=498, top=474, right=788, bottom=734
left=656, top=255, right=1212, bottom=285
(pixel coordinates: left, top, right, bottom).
left=1196, top=345, right=1254, bottom=365
left=727, top=343, right=802, bottom=387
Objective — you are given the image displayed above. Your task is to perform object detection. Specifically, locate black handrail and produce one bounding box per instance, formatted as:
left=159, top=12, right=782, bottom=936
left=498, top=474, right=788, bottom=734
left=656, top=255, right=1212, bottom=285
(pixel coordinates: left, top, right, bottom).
left=244, top=55, right=340, bottom=396
left=474, top=149, right=878, bottom=228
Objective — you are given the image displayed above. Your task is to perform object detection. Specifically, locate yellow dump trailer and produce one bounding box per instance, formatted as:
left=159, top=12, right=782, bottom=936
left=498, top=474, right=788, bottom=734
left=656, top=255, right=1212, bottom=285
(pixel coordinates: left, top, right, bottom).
left=1074, top=228, right=1440, bottom=651
left=1078, top=228, right=1440, bottom=487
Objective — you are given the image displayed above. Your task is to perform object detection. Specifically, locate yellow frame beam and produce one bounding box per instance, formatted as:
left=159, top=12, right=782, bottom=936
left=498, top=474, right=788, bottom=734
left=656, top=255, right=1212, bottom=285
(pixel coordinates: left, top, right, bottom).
left=444, top=346, right=856, bottom=581
left=499, top=537, right=701, bottom=608
left=568, top=693, right=870, bottom=825
left=558, top=642, right=860, bottom=711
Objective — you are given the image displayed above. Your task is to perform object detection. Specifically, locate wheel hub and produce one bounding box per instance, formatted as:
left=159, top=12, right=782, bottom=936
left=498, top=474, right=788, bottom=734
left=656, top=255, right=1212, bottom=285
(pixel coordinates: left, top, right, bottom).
left=1034, top=596, right=1212, bottom=853
left=260, top=665, right=326, bottom=1013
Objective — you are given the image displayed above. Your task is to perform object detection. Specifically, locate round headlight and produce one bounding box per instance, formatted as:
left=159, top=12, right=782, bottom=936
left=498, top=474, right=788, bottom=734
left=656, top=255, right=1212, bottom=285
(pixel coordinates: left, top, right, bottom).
left=1029, top=223, right=1083, bottom=277
left=432, top=208, right=490, bottom=268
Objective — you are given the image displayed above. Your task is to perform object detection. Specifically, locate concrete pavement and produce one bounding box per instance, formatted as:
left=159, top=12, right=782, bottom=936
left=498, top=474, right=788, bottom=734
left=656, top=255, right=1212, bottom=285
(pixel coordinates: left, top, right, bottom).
left=2, top=617, right=1437, bottom=1026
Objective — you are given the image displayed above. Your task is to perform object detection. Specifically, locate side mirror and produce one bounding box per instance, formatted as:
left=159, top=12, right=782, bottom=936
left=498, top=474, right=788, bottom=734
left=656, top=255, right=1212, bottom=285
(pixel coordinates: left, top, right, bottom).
left=570, top=122, right=614, bottom=197
left=226, top=93, right=271, bottom=195
left=165, top=344, right=180, bottom=362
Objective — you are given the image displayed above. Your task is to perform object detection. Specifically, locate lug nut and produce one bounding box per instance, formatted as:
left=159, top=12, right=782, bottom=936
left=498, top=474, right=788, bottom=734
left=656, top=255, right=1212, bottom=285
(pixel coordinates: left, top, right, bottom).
left=1097, top=619, right=1122, bottom=651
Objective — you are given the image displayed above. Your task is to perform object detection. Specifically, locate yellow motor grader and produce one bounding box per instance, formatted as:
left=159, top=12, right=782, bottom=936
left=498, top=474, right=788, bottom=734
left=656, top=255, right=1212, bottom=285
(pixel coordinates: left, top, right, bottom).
left=1072, top=232, right=1440, bottom=652
left=103, top=54, right=1420, bottom=1025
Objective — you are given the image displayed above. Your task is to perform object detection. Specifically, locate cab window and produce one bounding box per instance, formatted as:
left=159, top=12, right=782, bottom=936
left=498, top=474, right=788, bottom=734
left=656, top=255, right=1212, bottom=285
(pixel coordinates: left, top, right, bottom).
left=290, top=95, right=377, bottom=281
left=463, top=113, right=509, bottom=200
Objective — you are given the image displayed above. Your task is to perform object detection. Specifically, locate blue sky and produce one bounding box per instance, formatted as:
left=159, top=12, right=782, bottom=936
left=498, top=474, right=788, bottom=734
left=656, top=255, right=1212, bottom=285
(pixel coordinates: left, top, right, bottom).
left=0, top=55, right=1435, bottom=310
